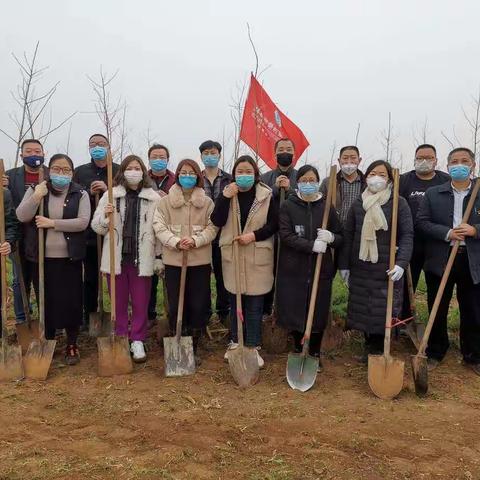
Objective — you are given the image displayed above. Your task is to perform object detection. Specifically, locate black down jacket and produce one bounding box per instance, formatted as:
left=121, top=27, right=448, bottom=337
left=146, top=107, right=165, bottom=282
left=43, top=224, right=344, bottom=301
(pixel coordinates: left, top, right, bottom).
left=338, top=194, right=413, bottom=335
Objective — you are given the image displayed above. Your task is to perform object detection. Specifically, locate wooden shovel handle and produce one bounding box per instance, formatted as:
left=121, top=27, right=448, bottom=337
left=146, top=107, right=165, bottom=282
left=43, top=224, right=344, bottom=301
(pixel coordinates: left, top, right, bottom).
left=38, top=167, right=46, bottom=340
left=232, top=195, right=245, bottom=347
left=107, top=152, right=116, bottom=331
left=271, top=188, right=286, bottom=316
left=175, top=250, right=188, bottom=339
left=0, top=160, right=7, bottom=342
left=95, top=194, right=104, bottom=313
left=418, top=177, right=480, bottom=355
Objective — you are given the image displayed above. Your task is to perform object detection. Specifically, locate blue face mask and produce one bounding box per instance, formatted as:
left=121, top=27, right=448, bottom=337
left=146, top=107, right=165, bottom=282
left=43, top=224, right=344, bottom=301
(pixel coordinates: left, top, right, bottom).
left=178, top=175, right=197, bottom=189
left=150, top=159, right=168, bottom=173
left=298, top=181, right=320, bottom=196
left=236, top=175, right=255, bottom=189
left=449, top=164, right=471, bottom=181
left=50, top=174, right=72, bottom=190
left=202, top=154, right=220, bottom=168
left=23, top=155, right=44, bottom=168
left=90, top=146, right=108, bottom=161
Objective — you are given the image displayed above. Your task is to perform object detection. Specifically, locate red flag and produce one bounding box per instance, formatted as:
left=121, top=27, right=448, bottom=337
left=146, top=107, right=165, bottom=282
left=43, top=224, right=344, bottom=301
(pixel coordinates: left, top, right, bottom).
left=239, top=74, right=309, bottom=169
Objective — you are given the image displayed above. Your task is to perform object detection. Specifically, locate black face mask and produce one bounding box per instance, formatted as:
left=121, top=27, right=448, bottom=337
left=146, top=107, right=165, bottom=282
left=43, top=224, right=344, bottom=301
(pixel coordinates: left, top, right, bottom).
left=276, top=153, right=293, bottom=168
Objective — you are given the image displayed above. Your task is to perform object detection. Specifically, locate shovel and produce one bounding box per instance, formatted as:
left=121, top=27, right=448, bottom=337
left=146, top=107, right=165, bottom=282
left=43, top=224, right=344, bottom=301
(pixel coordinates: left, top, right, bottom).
left=0, top=159, right=23, bottom=382
left=403, top=265, right=422, bottom=349
left=23, top=167, right=57, bottom=380
left=287, top=165, right=336, bottom=392
left=89, top=194, right=111, bottom=337
left=368, top=168, right=405, bottom=400
left=228, top=195, right=259, bottom=388
left=13, top=248, right=33, bottom=331
left=411, top=177, right=480, bottom=396
left=163, top=250, right=195, bottom=377
left=97, top=153, right=133, bottom=377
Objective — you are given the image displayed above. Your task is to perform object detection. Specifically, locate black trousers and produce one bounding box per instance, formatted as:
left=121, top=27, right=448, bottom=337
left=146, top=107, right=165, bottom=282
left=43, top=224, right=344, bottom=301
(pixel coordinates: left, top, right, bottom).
left=211, top=243, right=230, bottom=318
left=291, top=330, right=324, bottom=356
left=263, top=236, right=278, bottom=315
left=148, top=274, right=159, bottom=319
left=426, top=249, right=480, bottom=364
left=82, top=245, right=98, bottom=322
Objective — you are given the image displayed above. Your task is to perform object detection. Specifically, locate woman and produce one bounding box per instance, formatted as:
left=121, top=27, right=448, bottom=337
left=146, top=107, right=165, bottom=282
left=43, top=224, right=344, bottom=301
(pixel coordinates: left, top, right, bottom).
left=16, top=154, right=90, bottom=365
left=211, top=155, right=278, bottom=367
left=92, top=154, right=162, bottom=363
left=153, top=159, right=217, bottom=365
left=276, top=165, right=343, bottom=371
left=338, top=160, right=413, bottom=361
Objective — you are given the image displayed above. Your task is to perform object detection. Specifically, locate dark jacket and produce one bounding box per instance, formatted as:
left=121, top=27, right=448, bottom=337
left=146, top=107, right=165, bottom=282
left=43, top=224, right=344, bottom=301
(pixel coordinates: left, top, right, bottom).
left=6, top=165, right=49, bottom=208
left=149, top=169, right=176, bottom=194
left=260, top=167, right=298, bottom=203
left=416, top=181, right=480, bottom=284
left=22, top=182, right=87, bottom=263
left=338, top=194, right=414, bottom=335
left=277, top=194, right=343, bottom=333
left=73, top=160, right=120, bottom=246
left=3, top=189, right=21, bottom=245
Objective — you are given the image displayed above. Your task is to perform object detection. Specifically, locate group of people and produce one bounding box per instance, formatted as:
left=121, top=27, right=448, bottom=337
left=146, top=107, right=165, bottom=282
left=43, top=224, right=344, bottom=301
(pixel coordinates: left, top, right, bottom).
left=2, top=135, right=479, bottom=378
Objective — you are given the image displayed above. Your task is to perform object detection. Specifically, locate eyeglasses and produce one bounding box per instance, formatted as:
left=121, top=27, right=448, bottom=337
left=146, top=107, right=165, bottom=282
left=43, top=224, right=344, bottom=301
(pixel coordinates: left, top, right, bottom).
left=415, top=156, right=435, bottom=161
left=50, top=166, right=73, bottom=175
left=89, top=142, right=108, bottom=148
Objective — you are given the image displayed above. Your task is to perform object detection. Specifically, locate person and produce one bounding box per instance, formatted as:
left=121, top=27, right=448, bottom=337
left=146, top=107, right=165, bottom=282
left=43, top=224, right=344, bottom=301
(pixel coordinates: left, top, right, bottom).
left=6, top=138, right=48, bottom=326
left=146, top=143, right=173, bottom=323
left=154, top=159, right=217, bottom=365
left=211, top=155, right=278, bottom=367
left=277, top=165, right=343, bottom=372
left=416, top=147, right=480, bottom=375
left=92, top=154, right=161, bottom=363
left=73, top=134, right=120, bottom=330
left=320, top=145, right=367, bottom=225
left=16, top=154, right=90, bottom=364
left=199, top=140, right=232, bottom=325
left=338, top=160, right=413, bottom=362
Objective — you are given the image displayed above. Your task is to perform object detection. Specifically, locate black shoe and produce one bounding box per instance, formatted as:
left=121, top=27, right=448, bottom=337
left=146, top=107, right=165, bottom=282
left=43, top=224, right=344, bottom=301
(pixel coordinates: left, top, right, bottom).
left=354, top=352, right=368, bottom=365
left=65, top=345, right=80, bottom=366
left=194, top=355, right=202, bottom=367
left=463, top=361, right=480, bottom=377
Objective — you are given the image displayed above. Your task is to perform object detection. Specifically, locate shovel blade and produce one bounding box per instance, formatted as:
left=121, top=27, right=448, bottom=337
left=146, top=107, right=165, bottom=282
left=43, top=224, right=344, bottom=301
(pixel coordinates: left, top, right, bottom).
left=368, top=354, right=405, bottom=400
left=228, top=346, right=259, bottom=388
left=89, top=311, right=112, bottom=338
left=0, top=344, right=24, bottom=382
left=163, top=335, right=195, bottom=377
left=411, top=354, right=428, bottom=397
left=262, top=315, right=289, bottom=354
left=23, top=339, right=56, bottom=381
left=286, top=352, right=319, bottom=392
left=97, top=335, right=133, bottom=377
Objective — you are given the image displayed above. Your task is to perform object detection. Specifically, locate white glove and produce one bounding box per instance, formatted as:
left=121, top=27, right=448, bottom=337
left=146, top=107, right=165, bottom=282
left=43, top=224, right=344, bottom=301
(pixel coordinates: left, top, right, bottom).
left=154, top=258, right=165, bottom=276
left=387, top=265, right=404, bottom=282
left=339, top=269, right=350, bottom=286
left=312, top=239, right=327, bottom=253
left=317, top=228, right=334, bottom=244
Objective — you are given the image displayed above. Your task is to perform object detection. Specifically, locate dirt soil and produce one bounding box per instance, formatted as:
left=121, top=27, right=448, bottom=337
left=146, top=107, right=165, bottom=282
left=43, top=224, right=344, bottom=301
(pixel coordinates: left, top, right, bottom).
left=0, top=325, right=479, bottom=480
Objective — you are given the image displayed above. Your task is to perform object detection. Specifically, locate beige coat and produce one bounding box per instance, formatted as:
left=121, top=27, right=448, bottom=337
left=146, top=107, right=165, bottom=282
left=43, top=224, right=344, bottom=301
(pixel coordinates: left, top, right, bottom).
left=153, top=184, right=217, bottom=267
left=219, top=182, right=274, bottom=296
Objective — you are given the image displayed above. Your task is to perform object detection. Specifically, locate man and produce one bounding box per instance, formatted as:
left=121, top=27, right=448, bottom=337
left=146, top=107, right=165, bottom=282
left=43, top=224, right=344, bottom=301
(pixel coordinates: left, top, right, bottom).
left=7, top=138, right=46, bottom=325
left=199, top=140, right=232, bottom=324
left=416, top=147, right=480, bottom=375
left=73, top=134, right=119, bottom=329
left=146, top=143, right=174, bottom=322
left=320, top=145, right=366, bottom=225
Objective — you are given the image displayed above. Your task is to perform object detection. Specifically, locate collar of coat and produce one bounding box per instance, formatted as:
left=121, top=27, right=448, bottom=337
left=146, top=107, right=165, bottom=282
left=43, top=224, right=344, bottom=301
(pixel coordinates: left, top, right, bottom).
left=112, top=185, right=160, bottom=201
left=168, top=184, right=209, bottom=209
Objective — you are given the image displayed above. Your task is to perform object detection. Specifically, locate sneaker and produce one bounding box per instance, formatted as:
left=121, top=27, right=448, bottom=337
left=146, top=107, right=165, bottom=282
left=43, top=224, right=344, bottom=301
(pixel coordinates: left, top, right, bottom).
left=256, top=350, right=265, bottom=369
left=427, top=358, right=440, bottom=371
left=65, top=345, right=80, bottom=366
left=223, top=341, right=239, bottom=362
left=463, top=361, right=480, bottom=377
left=130, top=340, right=147, bottom=363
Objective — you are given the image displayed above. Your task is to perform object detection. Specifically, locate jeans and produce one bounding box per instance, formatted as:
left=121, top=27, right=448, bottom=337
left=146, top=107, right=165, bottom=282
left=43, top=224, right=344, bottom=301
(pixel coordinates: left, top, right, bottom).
left=229, top=293, right=264, bottom=347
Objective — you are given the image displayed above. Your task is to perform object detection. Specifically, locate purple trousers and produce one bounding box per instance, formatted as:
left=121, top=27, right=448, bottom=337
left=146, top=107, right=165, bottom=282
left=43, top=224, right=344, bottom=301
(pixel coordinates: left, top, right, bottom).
left=107, top=262, right=152, bottom=341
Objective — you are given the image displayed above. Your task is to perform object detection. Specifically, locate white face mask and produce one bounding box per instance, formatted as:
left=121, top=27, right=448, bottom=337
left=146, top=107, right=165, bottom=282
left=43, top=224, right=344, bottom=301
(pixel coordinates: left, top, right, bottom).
left=124, top=170, right=143, bottom=186
left=414, top=159, right=435, bottom=175
left=341, top=163, right=358, bottom=176
left=367, top=175, right=388, bottom=193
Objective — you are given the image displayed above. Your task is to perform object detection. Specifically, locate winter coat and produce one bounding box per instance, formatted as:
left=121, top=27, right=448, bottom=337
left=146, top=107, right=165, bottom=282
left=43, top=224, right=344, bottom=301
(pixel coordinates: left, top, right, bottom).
left=149, top=169, right=176, bottom=194
left=338, top=194, right=414, bottom=335
left=91, top=185, right=162, bottom=276
left=153, top=184, right=217, bottom=267
left=260, top=167, right=298, bottom=202
left=277, top=193, right=343, bottom=333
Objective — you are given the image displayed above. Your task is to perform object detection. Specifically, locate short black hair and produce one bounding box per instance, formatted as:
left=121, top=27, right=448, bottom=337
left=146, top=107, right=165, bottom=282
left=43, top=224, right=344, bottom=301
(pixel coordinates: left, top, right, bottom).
left=365, top=160, right=394, bottom=182
left=21, top=138, right=43, bottom=151
left=233, top=155, right=260, bottom=184
left=296, top=164, right=319, bottom=182
left=447, top=147, right=475, bottom=163
left=339, top=145, right=360, bottom=157
left=148, top=143, right=170, bottom=159
left=88, top=133, right=109, bottom=144
left=199, top=140, right=222, bottom=154
left=415, top=144, right=437, bottom=156
left=274, top=138, right=295, bottom=151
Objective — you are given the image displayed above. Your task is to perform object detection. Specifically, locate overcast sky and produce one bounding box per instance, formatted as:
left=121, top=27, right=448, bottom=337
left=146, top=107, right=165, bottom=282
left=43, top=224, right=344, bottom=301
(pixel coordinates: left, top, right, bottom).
left=1, top=0, right=480, bottom=175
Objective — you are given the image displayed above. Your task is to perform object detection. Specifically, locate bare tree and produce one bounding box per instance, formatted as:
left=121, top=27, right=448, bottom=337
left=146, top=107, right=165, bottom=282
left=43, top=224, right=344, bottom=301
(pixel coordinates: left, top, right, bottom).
left=354, top=123, right=361, bottom=146
left=413, top=116, right=429, bottom=146
left=380, top=112, right=395, bottom=163
left=330, top=140, right=337, bottom=166
left=462, top=86, right=480, bottom=161
left=229, top=78, right=248, bottom=165
left=0, top=41, right=76, bottom=166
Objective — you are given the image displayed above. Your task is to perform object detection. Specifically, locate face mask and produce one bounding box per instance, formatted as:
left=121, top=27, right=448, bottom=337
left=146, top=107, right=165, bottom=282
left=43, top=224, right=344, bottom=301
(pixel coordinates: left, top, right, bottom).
left=341, top=163, right=358, bottom=176
left=414, top=159, right=435, bottom=175
left=202, top=154, right=220, bottom=168
left=50, top=174, right=72, bottom=190
left=367, top=175, right=388, bottom=193
left=276, top=153, right=293, bottom=168
left=298, top=181, right=319, bottom=196
left=90, top=146, right=108, bottom=161
left=23, top=155, right=44, bottom=168
left=235, top=175, right=255, bottom=190
left=124, top=170, right=143, bottom=186
left=150, top=159, right=168, bottom=173
left=178, top=175, right=197, bottom=189
left=448, top=164, right=471, bottom=181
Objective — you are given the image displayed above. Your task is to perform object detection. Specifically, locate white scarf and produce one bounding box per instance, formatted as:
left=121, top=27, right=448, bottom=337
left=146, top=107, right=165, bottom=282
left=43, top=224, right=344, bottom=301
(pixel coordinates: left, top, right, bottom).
left=359, top=186, right=391, bottom=263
